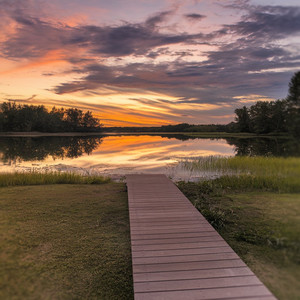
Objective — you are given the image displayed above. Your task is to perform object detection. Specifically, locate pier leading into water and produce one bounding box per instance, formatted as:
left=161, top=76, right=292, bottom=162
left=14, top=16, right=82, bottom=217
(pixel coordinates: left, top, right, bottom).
left=126, top=174, right=276, bottom=300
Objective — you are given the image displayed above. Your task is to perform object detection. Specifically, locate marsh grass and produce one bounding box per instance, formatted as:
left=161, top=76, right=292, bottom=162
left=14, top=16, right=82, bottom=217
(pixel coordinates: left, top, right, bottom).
left=178, top=181, right=300, bottom=299
left=0, top=171, right=110, bottom=187
left=178, top=156, right=300, bottom=299
left=182, top=156, right=300, bottom=192
left=183, top=156, right=300, bottom=176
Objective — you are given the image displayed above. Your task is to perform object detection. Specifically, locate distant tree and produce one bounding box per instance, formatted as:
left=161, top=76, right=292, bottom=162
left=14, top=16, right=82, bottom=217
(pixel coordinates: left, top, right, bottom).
left=287, top=71, right=300, bottom=106
left=224, top=122, right=239, bottom=133
left=48, top=107, right=65, bottom=132
left=232, top=72, right=300, bottom=136
left=0, top=102, right=102, bottom=132
left=64, top=108, right=84, bottom=131
left=286, top=71, right=300, bottom=137
left=1, top=102, right=19, bottom=131
left=160, top=123, right=191, bottom=132
left=270, top=100, right=288, bottom=132
left=0, top=112, right=4, bottom=131
left=249, top=101, right=274, bottom=134
left=83, top=111, right=101, bottom=130
left=234, top=106, right=251, bottom=132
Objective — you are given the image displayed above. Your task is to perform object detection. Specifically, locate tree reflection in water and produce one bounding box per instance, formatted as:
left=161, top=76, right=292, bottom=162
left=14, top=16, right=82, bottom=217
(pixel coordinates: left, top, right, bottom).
left=225, top=137, right=300, bottom=157
left=0, top=136, right=104, bottom=163
left=0, top=135, right=299, bottom=165
left=159, top=135, right=300, bottom=157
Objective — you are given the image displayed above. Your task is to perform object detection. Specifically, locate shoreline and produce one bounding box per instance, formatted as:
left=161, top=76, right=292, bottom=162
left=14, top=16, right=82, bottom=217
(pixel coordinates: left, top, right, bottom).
left=0, top=131, right=290, bottom=138
left=0, top=132, right=106, bottom=137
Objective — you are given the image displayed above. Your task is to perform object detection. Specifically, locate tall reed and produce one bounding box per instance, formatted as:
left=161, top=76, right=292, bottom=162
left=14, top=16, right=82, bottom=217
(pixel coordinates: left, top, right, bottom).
left=0, top=171, right=110, bottom=187
left=181, top=156, right=300, bottom=192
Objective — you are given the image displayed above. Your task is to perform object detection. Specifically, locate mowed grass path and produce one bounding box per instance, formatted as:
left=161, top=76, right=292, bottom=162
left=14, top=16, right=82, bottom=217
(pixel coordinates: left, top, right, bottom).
left=0, top=184, right=133, bottom=299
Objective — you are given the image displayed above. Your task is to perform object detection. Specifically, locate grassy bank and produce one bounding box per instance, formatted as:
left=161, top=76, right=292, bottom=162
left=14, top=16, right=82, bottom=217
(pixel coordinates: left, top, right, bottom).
left=0, top=183, right=133, bottom=299
left=178, top=183, right=300, bottom=299
left=178, top=156, right=300, bottom=299
left=0, top=172, right=110, bottom=187
left=182, top=156, right=300, bottom=192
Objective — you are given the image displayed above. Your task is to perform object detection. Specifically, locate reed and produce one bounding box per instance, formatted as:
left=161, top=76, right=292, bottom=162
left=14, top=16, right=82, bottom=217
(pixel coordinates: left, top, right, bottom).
left=0, top=171, right=110, bottom=187
left=182, top=156, right=300, bottom=192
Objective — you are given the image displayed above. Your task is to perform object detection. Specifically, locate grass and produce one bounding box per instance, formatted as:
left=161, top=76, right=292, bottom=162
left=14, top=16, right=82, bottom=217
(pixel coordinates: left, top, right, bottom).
left=182, top=156, right=300, bottom=192
left=183, top=156, right=300, bottom=176
left=178, top=155, right=300, bottom=299
left=0, top=183, right=133, bottom=299
left=1, top=156, right=299, bottom=299
left=178, top=180, right=300, bottom=299
left=0, top=172, right=110, bottom=187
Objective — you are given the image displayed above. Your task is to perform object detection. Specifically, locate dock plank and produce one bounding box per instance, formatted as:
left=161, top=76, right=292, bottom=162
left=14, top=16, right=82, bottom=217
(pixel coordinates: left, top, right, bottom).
left=127, top=174, right=276, bottom=300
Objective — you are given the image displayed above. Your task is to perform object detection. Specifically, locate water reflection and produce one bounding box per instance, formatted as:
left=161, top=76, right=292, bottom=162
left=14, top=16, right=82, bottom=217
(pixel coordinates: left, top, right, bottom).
left=0, top=136, right=103, bottom=163
left=226, top=137, right=300, bottom=157
left=0, top=135, right=299, bottom=180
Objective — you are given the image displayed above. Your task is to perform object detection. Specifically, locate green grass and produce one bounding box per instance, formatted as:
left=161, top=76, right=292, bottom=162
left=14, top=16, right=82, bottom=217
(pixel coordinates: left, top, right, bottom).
left=183, top=156, right=300, bottom=176
left=0, top=184, right=133, bottom=299
left=178, top=181, right=300, bottom=300
left=182, top=156, right=300, bottom=192
left=0, top=172, right=110, bottom=187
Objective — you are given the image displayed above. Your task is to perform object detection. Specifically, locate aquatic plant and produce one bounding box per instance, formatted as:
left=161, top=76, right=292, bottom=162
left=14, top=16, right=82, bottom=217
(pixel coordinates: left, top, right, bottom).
left=0, top=171, right=110, bottom=187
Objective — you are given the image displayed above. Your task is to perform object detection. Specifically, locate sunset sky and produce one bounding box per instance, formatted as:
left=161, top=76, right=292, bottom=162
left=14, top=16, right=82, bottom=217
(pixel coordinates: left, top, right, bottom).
left=0, top=0, right=299, bottom=126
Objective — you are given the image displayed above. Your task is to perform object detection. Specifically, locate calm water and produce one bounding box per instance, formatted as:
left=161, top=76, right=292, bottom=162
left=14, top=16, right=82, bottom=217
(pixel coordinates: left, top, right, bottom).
left=0, top=135, right=299, bottom=181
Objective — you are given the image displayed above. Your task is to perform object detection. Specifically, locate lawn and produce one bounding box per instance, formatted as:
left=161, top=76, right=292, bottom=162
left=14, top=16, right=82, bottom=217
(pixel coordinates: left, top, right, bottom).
left=0, top=183, right=133, bottom=299
left=178, top=182, right=300, bottom=300
left=1, top=164, right=299, bottom=300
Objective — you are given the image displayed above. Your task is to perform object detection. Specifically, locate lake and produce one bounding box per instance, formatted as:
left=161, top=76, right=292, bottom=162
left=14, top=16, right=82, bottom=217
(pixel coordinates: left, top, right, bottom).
left=0, top=134, right=299, bottom=181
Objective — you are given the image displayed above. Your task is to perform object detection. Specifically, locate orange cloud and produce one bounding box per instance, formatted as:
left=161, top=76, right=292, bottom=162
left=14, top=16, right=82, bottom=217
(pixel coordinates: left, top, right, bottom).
left=0, top=49, right=69, bottom=76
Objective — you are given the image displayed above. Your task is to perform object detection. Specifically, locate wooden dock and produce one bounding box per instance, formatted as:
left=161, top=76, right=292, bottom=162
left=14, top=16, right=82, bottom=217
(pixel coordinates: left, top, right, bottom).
left=126, top=174, right=276, bottom=300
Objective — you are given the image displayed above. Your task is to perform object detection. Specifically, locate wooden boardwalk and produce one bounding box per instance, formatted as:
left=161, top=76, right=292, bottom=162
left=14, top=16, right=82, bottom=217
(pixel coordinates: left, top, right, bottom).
left=126, top=174, right=276, bottom=300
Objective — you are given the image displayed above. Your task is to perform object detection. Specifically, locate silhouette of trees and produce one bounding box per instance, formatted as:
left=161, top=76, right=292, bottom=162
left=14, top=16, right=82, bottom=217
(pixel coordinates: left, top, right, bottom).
left=0, top=103, right=102, bottom=132
left=234, top=106, right=251, bottom=132
left=287, top=71, right=300, bottom=105
left=0, top=72, right=299, bottom=136
left=286, top=71, right=300, bottom=137
left=234, top=72, right=299, bottom=136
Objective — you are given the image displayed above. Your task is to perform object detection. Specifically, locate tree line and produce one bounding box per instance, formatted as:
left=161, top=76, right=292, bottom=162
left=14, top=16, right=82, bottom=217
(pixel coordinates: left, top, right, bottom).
left=234, top=71, right=300, bottom=137
left=0, top=71, right=299, bottom=135
left=0, top=103, right=102, bottom=132
left=104, top=72, right=300, bottom=136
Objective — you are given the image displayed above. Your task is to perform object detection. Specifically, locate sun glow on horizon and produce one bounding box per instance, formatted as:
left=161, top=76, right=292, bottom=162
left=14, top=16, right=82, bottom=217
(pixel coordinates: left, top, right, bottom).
left=0, top=0, right=298, bottom=126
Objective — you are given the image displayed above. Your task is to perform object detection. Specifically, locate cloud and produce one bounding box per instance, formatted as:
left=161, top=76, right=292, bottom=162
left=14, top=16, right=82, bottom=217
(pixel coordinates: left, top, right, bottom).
left=145, top=10, right=173, bottom=28
left=5, top=94, right=37, bottom=103
left=1, top=1, right=300, bottom=125
left=222, top=5, right=300, bottom=41
left=1, top=9, right=207, bottom=59
left=184, top=13, right=206, bottom=20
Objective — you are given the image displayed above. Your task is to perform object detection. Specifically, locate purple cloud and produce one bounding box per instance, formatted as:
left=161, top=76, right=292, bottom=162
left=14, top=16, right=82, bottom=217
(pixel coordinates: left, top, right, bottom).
left=1, top=1, right=299, bottom=116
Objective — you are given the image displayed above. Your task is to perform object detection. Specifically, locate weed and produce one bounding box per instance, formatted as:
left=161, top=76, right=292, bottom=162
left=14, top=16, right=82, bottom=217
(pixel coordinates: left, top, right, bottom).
left=0, top=171, right=110, bottom=187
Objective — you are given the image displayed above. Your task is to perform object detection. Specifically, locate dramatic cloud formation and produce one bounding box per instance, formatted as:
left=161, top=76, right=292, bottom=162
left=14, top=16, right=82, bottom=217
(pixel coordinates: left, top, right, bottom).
left=0, top=0, right=299, bottom=126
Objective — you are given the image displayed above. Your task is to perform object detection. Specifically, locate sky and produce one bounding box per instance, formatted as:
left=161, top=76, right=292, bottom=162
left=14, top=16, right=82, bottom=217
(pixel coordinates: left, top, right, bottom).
left=0, top=0, right=299, bottom=126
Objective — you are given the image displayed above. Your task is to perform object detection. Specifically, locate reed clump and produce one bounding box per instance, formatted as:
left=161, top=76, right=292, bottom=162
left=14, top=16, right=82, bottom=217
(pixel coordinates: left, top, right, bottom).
left=182, top=156, right=300, bottom=193
left=0, top=171, right=110, bottom=187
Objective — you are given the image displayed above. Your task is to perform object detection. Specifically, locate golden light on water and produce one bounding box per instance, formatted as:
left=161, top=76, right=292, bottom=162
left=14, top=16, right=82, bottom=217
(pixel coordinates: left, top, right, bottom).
left=0, top=135, right=234, bottom=177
